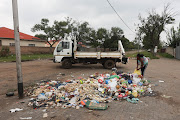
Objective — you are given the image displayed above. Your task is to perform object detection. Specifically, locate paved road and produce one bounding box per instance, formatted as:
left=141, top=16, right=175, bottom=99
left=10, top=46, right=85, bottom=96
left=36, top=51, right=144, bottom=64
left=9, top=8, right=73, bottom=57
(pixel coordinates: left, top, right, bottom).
left=0, top=58, right=179, bottom=120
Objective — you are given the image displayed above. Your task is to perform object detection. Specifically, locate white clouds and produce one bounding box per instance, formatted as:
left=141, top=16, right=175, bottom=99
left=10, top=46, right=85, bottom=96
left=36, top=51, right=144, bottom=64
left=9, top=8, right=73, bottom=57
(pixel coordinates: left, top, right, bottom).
left=0, top=0, right=179, bottom=42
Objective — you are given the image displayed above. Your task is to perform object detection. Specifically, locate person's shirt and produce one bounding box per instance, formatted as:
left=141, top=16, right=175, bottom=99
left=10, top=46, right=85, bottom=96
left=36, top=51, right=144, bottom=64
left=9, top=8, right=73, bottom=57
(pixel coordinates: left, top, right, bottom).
left=138, top=56, right=148, bottom=66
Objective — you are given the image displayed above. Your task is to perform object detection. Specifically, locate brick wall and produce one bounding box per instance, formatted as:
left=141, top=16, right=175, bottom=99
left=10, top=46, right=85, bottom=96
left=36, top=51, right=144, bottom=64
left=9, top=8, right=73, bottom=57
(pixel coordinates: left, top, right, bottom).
left=0, top=46, right=55, bottom=54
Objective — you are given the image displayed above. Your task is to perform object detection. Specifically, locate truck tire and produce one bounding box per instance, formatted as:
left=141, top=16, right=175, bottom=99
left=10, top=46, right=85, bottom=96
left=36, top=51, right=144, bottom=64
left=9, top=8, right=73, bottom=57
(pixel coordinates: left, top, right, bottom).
left=62, top=59, right=72, bottom=69
left=104, top=60, right=115, bottom=69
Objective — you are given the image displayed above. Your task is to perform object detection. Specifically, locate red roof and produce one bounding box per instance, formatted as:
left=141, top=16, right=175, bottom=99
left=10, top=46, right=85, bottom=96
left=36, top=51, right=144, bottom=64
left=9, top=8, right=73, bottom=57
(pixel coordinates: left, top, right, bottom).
left=0, top=27, right=40, bottom=40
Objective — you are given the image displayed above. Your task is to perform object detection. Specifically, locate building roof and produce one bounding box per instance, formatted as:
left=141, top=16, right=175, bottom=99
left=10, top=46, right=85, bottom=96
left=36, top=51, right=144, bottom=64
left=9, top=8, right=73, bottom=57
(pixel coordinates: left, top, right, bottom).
left=0, top=27, right=40, bottom=40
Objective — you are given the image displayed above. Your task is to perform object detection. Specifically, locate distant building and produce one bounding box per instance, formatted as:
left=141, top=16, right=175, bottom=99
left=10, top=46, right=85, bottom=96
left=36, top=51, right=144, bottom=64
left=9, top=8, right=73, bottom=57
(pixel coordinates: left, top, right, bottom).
left=0, top=27, right=46, bottom=47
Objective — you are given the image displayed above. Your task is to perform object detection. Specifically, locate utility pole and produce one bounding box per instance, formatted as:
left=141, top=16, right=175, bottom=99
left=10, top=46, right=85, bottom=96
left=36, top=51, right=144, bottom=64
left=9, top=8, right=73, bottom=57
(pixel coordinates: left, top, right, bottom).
left=12, top=0, right=23, bottom=98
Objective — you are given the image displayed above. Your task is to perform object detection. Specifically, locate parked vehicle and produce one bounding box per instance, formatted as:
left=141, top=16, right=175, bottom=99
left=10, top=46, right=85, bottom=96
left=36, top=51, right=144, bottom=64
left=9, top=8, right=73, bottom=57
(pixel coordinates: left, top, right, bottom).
left=53, top=38, right=128, bottom=69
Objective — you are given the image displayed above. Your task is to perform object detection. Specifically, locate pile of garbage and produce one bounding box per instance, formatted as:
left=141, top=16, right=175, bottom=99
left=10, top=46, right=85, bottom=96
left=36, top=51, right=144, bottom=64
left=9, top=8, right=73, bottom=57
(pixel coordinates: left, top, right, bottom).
left=27, top=68, right=153, bottom=110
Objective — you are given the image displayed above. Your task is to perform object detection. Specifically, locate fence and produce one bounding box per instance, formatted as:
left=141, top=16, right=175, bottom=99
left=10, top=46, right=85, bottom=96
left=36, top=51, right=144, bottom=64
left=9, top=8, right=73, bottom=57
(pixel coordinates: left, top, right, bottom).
left=0, top=46, right=55, bottom=55
left=175, top=46, right=180, bottom=60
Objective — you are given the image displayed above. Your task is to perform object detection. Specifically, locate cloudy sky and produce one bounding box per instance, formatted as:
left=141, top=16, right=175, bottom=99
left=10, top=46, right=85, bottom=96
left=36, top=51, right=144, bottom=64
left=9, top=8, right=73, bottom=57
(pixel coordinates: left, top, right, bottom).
left=0, top=0, right=179, bottom=42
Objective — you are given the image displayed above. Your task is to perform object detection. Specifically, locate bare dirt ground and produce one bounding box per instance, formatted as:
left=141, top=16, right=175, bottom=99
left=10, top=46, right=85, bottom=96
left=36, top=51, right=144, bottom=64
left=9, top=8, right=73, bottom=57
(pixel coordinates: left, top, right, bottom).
left=0, top=58, right=180, bottom=120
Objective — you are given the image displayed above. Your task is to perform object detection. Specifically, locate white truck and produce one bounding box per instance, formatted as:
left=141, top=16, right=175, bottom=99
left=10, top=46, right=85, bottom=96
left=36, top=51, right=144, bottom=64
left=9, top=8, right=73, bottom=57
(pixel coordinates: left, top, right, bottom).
left=53, top=38, right=128, bottom=69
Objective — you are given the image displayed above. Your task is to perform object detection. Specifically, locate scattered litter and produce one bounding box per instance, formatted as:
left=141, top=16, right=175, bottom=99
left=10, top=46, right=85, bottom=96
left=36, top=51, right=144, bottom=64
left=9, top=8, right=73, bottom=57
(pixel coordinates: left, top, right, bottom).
left=85, top=100, right=108, bottom=110
left=61, top=73, right=65, bottom=76
left=6, top=92, right=14, bottom=97
left=76, top=106, right=80, bottom=109
left=43, top=113, right=48, bottom=118
left=10, top=108, right=23, bottom=113
left=19, top=117, right=32, bottom=120
left=159, top=80, right=164, bottom=83
left=42, top=109, right=47, bottom=112
left=25, top=68, right=155, bottom=111
left=127, top=98, right=139, bottom=104
left=161, top=95, right=172, bottom=98
left=130, top=116, right=134, bottom=119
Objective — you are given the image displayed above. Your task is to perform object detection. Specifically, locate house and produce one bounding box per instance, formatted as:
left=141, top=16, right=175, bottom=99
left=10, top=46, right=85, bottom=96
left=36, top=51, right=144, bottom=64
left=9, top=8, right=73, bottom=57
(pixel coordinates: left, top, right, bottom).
left=0, top=27, right=46, bottom=47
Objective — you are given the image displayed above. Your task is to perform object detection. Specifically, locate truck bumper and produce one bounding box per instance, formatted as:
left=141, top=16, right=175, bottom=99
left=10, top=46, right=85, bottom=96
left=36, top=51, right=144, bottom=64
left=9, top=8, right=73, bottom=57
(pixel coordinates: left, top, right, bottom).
left=53, top=56, right=64, bottom=63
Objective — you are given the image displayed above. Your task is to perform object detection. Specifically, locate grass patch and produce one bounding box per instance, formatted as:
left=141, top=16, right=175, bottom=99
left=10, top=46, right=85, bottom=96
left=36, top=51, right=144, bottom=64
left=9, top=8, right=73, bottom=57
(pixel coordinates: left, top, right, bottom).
left=126, top=51, right=159, bottom=59
left=0, top=54, right=53, bottom=62
left=158, top=53, right=174, bottom=59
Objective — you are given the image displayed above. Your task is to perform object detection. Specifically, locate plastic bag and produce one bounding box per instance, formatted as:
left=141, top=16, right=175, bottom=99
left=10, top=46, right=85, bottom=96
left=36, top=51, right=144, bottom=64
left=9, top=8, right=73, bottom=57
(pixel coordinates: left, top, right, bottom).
left=134, top=69, right=141, bottom=75
left=69, top=96, right=77, bottom=104
left=133, top=77, right=141, bottom=84
left=110, top=75, right=120, bottom=79
left=85, top=100, right=108, bottom=110
left=108, top=80, right=117, bottom=91
left=37, top=93, right=48, bottom=100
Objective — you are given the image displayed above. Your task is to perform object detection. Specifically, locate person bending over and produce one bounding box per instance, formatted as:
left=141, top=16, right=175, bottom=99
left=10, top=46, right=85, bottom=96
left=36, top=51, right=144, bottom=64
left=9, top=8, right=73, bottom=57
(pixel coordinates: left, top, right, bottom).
left=136, top=54, right=148, bottom=77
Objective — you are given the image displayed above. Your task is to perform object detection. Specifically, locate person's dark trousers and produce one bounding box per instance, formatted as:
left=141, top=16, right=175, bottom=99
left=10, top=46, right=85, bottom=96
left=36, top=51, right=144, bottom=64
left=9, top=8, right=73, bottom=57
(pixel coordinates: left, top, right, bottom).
left=141, top=65, right=147, bottom=76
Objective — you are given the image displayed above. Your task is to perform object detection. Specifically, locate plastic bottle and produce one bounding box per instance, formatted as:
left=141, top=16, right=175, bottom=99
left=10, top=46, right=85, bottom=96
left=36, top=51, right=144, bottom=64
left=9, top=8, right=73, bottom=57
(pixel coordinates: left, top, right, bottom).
left=98, top=77, right=104, bottom=84
left=132, top=90, right=138, bottom=97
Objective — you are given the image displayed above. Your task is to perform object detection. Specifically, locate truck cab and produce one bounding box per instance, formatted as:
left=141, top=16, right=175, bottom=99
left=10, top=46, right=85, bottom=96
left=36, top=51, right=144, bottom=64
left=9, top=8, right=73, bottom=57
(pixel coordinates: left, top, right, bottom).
left=53, top=40, right=73, bottom=63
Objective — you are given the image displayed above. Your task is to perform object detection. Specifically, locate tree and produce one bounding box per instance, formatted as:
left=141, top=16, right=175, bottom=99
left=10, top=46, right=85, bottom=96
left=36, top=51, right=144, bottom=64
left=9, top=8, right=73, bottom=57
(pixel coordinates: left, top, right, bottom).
left=96, top=28, right=109, bottom=48
left=31, top=18, right=71, bottom=52
left=34, top=34, right=47, bottom=40
left=97, top=27, right=133, bottom=50
left=31, top=18, right=55, bottom=52
left=110, top=27, right=124, bottom=49
left=31, top=18, right=134, bottom=51
left=167, top=24, right=180, bottom=48
left=89, top=29, right=99, bottom=47
left=76, top=22, right=92, bottom=43
left=138, top=4, right=175, bottom=53
left=53, top=20, right=69, bottom=40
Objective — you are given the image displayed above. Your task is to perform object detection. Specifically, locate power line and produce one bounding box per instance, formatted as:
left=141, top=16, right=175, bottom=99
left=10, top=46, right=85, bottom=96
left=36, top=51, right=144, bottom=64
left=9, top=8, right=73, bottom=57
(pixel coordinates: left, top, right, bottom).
left=106, top=0, right=135, bottom=34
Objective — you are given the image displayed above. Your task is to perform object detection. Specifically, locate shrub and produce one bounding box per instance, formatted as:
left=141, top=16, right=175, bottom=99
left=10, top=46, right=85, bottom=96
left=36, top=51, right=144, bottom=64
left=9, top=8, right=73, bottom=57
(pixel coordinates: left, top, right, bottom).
left=0, top=46, right=10, bottom=57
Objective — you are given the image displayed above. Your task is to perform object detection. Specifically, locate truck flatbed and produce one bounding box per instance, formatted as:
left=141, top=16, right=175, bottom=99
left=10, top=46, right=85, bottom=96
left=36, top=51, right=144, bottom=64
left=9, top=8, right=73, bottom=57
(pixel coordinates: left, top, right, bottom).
left=74, top=51, right=122, bottom=59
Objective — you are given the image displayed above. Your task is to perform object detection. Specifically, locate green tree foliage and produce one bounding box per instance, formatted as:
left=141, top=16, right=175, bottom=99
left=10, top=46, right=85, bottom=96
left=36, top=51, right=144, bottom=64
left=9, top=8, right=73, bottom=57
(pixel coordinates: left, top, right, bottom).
left=31, top=18, right=70, bottom=52
left=31, top=18, right=55, bottom=52
left=109, top=27, right=124, bottom=48
left=32, top=18, right=137, bottom=51
left=167, top=24, right=180, bottom=48
left=89, top=29, right=99, bottom=47
left=138, top=4, right=175, bottom=51
left=96, top=28, right=109, bottom=48
left=34, top=34, right=47, bottom=40
left=31, top=18, right=54, bottom=40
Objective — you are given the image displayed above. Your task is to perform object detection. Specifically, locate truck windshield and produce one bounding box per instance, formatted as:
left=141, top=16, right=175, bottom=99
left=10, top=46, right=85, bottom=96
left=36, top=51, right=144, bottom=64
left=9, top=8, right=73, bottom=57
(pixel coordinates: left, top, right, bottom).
left=57, top=42, right=63, bottom=52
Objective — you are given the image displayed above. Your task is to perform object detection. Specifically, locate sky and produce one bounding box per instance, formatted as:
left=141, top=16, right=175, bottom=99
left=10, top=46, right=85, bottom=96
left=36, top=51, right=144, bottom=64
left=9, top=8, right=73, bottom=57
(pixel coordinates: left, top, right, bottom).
left=0, top=0, right=180, bottom=43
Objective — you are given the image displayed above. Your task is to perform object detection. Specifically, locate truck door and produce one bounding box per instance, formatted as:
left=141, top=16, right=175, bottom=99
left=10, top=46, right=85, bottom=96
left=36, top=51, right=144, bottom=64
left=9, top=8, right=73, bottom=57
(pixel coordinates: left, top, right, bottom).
left=57, top=41, right=72, bottom=57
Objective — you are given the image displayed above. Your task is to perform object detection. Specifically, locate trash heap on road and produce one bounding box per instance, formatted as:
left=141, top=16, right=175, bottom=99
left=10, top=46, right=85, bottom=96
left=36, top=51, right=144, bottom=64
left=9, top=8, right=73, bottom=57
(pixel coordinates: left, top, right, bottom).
left=27, top=69, right=153, bottom=110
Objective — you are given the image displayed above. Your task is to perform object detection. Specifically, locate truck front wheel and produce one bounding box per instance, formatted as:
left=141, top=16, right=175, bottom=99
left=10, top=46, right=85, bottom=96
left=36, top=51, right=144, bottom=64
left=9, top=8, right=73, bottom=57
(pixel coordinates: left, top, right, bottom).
left=104, top=60, right=115, bottom=69
left=62, top=59, right=72, bottom=69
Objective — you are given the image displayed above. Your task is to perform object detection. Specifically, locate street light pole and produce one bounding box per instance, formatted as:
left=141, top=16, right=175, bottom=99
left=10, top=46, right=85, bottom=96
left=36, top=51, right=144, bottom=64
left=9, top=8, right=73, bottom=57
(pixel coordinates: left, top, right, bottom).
left=12, top=0, right=23, bottom=98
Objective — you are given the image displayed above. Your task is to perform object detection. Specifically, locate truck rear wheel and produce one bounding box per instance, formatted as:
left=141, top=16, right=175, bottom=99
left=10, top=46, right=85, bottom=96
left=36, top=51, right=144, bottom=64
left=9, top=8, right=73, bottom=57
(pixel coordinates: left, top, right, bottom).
left=104, top=60, right=115, bottom=69
left=62, top=59, right=72, bottom=69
